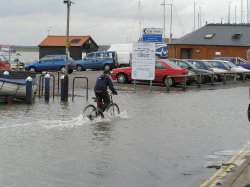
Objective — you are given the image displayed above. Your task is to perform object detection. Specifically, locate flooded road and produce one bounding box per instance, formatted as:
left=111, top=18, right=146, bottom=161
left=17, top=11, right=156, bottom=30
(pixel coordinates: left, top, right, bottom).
left=1, top=87, right=250, bottom=187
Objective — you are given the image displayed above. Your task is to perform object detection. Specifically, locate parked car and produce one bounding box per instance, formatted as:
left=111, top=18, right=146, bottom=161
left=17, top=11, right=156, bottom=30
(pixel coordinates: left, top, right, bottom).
left=76, top=51, right=118, bottom=71
left=0, top=54, right=10, bottom=71
left=186, top=59, right=225, bottom=81
left=204, top=60, right=231, bottom=70
left=185, top=59, right=212, bottom=71
left=213, top=56, right=250, bottom=70
left=222, top=60, right=250, bottom=79
left=155, top=44, right=168, bottom=59
left=170, top=59, right=213, bottom=84
left=223, top=60, right=250, bottom=73
left=25, top=55, right=75, bottom=74
left=111, top=59, right=189, bottom=87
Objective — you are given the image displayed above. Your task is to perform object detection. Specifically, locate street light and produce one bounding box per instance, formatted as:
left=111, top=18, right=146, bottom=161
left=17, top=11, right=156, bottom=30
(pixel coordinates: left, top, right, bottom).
left=62, top=0, right=73, bottom=101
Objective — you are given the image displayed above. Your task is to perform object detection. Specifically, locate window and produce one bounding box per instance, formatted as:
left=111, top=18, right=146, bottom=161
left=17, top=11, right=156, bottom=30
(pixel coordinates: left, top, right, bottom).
left=40, top=56, right=53, bottom=62
left=96, top=53, right=104, bottom=59
left=85, top=53, right=94, bottom=60
left=156, top=47, right=163, bottom=53
left=105, top=52, right=113, bottom=58
left=232, top=33, right=242, bottom=39
left=71, top=39, right=81, bottom=44
left=53, top=56, right=63, bottom=61
left=204, top=33, right=215, bottom=39
left=155, top=62, right=166, bottom=69
left=179, top=61, right=189, bottom=68
left=210, top=62, right=218, bottom=68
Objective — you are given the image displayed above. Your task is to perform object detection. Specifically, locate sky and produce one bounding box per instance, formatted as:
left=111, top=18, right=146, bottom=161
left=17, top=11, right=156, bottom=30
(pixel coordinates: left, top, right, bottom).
left=0, top=0, right=247, bottom=46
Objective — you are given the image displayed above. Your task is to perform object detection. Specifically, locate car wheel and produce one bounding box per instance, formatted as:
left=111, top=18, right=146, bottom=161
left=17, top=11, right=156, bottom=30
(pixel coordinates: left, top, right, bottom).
left=60, top=66, right=66, bottom=74
left=104, top=64, right=110, bottom=70
left=76, top=65, right=83, bottom=71
left=68, top=69, right=73, bottom=74
left=164, top=77, right=175, bottom=87
left=117, top=73, right=128, bottom=83
left=28, top=67, right=36, bottom=72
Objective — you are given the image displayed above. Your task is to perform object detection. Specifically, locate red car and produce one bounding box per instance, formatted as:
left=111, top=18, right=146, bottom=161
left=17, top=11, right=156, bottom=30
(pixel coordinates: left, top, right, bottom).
left=111, top=59, right=188, bottom=86
left=0, top=55, right=10, bottom=71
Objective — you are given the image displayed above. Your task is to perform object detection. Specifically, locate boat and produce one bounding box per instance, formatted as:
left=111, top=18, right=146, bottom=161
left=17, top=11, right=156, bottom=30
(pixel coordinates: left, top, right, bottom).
left=0, top=47, right=16, bottom=54
left=0, top=45, right=19, bottom=62
left=0, top=78, right=37, bottom=100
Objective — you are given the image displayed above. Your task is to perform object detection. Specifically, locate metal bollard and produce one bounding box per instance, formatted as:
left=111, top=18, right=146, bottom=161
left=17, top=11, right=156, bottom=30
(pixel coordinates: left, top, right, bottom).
left=3, top=71, right=9, bottom=79
left=26, top=76, right=33, bottom=104
left=45, top=74, right=50, bottom=101
left=61, top=75, right=65, bottom=101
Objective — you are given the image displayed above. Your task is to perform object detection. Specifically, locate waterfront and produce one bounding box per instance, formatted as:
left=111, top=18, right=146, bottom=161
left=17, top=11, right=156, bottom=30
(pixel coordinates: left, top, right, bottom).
left=1, top=85, right=250, bottom=186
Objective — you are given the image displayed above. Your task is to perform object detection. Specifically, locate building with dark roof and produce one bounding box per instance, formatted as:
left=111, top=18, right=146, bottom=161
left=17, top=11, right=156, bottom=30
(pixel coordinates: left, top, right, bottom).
left=168, top=24, right=250, bottom=61
left=38, top=35, right=98, bottom=60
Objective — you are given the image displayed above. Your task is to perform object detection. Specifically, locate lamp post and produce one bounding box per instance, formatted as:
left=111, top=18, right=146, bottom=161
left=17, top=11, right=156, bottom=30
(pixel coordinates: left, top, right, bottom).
left=62, top=0, right=73, bottom=102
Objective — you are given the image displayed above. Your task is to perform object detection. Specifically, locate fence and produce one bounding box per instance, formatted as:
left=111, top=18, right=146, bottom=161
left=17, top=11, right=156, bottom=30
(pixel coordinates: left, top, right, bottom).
left=165, top=71, right=250, bottom=92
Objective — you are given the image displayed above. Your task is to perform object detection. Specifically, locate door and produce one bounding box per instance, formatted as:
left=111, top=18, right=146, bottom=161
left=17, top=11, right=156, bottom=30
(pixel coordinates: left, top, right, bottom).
left=154, top=61, right=167, bottom=82
left=37, top=56, right=54, bottom=71
left=180, top=48, right=190, bottom=59
left=95, top=52, right=105, bottom=68
left=52, top=55, right=64, bottom=71
left=83, top=53, right=95, bottom=69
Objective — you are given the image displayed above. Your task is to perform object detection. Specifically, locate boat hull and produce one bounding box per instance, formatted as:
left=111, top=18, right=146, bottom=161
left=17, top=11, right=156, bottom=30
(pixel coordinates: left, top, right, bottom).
left=0, top=79, right=37, bottom=100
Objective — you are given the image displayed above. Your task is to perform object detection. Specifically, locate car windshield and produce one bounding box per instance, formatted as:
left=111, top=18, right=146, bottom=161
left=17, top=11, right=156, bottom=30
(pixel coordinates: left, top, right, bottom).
left=166, top=60, right=182, bottom=68
left=182, top=60, right=197, bottom=69
left=223, top=61, right=237, bottom=67
left=202, top=61, right=213, bottom=68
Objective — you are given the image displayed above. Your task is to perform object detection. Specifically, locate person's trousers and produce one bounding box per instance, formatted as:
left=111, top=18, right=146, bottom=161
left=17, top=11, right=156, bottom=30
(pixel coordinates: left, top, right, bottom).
left=95, top=91, right=110, bottom=112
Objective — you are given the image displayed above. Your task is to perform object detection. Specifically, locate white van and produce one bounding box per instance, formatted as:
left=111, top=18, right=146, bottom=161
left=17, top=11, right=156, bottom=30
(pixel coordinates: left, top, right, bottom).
left=107, top=44, right=132, bottom=68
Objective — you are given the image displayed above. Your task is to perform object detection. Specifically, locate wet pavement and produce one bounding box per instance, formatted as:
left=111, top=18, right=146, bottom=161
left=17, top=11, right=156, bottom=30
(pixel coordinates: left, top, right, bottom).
left=1, top=70, right=250, bottom=186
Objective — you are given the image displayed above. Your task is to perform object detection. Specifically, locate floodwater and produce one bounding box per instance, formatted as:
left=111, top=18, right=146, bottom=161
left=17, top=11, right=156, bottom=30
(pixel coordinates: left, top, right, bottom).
left=1, top=87, right=250, bottom=187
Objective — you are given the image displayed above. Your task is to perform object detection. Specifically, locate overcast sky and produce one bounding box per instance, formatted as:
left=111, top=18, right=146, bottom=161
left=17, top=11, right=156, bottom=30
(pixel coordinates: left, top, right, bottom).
left=0, top=0, right=247, bottom=46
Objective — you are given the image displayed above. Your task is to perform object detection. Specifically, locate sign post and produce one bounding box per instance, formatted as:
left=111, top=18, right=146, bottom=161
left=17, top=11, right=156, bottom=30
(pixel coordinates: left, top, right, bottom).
left=132, top=43, right=156, bottom=90
left=142, top=28, right=163, bottom=43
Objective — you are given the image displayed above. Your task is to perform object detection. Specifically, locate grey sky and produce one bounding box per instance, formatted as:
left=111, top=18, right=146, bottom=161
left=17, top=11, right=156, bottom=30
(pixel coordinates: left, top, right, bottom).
left=0, top=0, right=246, bottom=46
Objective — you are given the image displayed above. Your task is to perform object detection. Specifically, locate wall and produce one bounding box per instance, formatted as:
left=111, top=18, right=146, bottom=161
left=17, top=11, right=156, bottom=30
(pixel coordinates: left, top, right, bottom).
left=168, top=44, right=250, bottom=61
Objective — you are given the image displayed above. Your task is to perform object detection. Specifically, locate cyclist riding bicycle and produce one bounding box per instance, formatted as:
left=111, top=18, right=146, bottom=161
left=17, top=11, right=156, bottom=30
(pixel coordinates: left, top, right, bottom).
left=94, top=70, right=118, bottom=115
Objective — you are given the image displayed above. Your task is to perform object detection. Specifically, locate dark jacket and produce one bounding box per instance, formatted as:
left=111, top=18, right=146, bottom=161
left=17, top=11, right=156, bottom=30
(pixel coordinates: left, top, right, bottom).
left=94, top=74, right=116, bottom=93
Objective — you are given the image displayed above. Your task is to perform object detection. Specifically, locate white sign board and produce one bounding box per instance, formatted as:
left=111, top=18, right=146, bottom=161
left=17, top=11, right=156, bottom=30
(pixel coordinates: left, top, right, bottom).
left=143, top=28, right=163, bottom=35
left=132, top=43, right=156, bottom=80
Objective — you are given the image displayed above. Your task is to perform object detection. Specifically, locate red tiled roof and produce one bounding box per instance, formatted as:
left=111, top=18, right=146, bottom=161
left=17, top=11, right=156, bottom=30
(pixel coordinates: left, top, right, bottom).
left=38, top=35, right=91, bottom=47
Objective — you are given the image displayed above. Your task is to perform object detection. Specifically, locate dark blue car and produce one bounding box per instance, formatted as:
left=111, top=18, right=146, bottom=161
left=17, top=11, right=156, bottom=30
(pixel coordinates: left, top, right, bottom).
left=25, top=55, right=76, bottom=74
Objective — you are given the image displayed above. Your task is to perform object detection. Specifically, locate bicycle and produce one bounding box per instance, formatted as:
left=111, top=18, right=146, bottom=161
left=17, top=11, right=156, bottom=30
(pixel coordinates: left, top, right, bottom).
left=82, top=92, right=120, bottom=121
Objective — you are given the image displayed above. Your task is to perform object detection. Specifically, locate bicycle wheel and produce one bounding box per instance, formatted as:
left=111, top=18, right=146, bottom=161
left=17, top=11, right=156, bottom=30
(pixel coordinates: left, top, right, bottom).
left=82, top=104, right=98, bottom=120
left=106, top=103, right=120, bottom=117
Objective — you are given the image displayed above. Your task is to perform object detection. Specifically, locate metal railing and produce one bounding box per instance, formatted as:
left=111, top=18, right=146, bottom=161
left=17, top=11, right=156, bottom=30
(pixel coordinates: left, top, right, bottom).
left=165, top=71, right=250, bottom=92
left=72, top=76, right=89, bottom=102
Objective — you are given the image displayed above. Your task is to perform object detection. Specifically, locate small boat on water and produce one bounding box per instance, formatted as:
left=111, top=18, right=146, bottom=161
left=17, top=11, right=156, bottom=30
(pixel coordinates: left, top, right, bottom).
left=0, top=78, right=37, bottom=100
